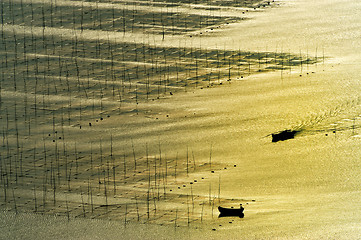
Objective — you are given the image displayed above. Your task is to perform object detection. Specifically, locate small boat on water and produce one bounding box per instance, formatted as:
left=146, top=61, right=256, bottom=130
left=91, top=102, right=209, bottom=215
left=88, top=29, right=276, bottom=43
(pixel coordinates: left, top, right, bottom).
left=272, top=129, right=300, bottom=142
left=218, top=204, right=244, bottom=218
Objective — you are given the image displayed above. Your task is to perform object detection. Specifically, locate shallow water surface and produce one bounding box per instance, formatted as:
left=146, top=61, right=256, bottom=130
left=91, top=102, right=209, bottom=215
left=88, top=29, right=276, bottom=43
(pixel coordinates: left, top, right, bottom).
left=2, top=0, right=361, bottom=239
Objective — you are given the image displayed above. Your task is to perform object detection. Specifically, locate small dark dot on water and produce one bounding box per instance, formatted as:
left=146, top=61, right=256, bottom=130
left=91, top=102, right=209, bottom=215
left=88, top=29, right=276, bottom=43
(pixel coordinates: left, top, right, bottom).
left=183, top=185, right=186, bottom=187
left=219, top=225, right=222, bottom=226
left=202, top=177, right=204, bottom=179
left=48, top=134, right=51, bottom=136
left=59, top=137, right=61, bottom=139
left=178, top=187, right=180, bottom=189
left=170, top=189, right=172, bottom=191
left=194, top=180, right=197, bottom=182
left=53, top=140, right=55, bottom=142
left=212, top=229, right=216, bottom=231
left=224, top=167, right=227, bottom=169
left=234, top=165, right=237, bottom=167
left=299, top=75, right=302, bottom=77
left=96, top=120, right=98, bottom=122
left=55, top=131, right=57, bottom=133
left=229, top=222, right=232, bottom=224
left=89, top=123, right=92, bottom=126
left=333, top=130, right=336, bottom=133
left=325, top=134, right=328, bottom=136
left=107, top=115, right=110, bottom=118
left=100, top=118, right=103, bottom=120
left=190, top=182, right=193, bottom=184
left=211, top=171, right=214, bottom=173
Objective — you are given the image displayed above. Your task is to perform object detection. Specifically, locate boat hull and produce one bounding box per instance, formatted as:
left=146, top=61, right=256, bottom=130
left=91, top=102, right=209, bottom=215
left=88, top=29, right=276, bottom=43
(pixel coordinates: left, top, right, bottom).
left=272, top=130, right=300, bottom=142
left=218, top=206, right=244, bottom=218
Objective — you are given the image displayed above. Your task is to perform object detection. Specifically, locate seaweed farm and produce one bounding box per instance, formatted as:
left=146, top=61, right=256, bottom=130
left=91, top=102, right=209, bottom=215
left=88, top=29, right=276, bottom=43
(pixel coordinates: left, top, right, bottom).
left=8, top=0, right=361, bottom=238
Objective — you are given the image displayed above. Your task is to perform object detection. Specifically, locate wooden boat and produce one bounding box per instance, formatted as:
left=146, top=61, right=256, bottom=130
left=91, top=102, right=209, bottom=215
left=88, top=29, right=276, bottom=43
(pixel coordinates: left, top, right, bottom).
left=272, top=129, right=300, bottom=142
left=218, top=205, right=244, bottom=218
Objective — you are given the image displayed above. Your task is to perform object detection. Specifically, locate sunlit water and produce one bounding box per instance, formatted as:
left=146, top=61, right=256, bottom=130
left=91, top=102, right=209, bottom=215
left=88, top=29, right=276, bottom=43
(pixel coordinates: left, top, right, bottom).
left=2, top=0, right=361, bottom=239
